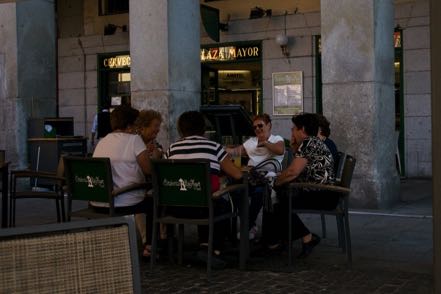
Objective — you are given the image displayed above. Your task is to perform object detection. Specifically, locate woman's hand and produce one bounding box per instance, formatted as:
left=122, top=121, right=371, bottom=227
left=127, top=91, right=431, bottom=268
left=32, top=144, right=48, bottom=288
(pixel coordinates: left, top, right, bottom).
left=257, top=140, right=285, bottom=155
left=146, top=141, right=163, bottom=159
left=151, top=147, right=163, bottom=159
left=275, top=157, right=307, bottom=186
left=257, top=141, right=268, bottom=147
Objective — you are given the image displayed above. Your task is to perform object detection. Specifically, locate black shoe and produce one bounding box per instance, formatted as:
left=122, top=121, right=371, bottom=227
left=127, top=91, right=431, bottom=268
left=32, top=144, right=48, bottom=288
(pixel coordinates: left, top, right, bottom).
left=297, top=233, right=321, bottom=259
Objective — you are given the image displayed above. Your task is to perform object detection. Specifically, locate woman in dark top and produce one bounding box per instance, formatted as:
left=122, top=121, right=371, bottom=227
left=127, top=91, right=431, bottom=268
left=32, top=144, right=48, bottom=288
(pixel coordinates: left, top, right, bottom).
left=266, top=113, right=337, bottom=258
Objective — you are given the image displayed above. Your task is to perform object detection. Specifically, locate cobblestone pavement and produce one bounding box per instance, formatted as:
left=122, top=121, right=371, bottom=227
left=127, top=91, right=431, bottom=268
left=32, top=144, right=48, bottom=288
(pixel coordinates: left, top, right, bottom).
left=140, top=205, right=433, bottom=293
left=10, top=179, right=434, bottom=293
left=141, top=261, right=432, bottom=293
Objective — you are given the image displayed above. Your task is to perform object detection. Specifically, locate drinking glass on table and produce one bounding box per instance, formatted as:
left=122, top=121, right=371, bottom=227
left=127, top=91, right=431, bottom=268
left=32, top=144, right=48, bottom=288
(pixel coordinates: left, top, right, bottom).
left=232, top=147, right=242, bottom=168
left=225, top=145, right=242, bottom=168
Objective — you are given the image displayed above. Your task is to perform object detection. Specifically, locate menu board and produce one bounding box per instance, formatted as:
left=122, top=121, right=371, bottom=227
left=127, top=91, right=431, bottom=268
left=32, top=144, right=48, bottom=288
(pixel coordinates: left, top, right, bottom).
left=272, top=71, right=303, bottom=116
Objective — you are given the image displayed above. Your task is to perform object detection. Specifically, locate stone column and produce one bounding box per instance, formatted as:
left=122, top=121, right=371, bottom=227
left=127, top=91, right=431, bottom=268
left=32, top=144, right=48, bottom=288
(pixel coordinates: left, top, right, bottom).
left=0, top=3, right=18, bottom=166
left=1, top=0, right=56, bottom=168
left=321, top=0, right=399, bottom=208
left=129, top=0, right=200, bottom=147
left=430, top=0, right=441, bottom=290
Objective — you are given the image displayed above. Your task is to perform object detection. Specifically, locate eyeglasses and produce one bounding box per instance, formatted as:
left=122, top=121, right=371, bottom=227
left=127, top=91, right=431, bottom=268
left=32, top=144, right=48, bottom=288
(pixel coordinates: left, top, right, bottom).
left=253, top=123, right=264, bottom=130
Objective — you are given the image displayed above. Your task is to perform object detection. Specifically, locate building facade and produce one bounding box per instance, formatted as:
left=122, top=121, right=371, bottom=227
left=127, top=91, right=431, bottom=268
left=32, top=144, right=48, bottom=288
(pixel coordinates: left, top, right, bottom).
left=0, top=0, right=431, bottom=208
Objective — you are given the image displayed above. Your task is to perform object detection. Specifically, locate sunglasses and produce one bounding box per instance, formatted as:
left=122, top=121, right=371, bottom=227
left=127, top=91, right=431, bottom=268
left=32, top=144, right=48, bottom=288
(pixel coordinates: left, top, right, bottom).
left=253, top=123, right=265, bottom=130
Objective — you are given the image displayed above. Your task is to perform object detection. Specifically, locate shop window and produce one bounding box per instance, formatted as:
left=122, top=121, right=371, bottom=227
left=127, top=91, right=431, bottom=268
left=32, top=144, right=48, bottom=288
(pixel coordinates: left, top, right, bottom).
left=98, top=53, right=131, bottom=110
left=99, top=0, right=129, bottom=16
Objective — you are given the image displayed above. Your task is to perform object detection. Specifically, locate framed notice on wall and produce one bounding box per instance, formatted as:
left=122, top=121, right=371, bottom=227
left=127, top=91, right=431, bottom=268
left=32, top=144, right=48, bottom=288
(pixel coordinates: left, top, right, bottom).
left=272, top=71, right=303, bottom=116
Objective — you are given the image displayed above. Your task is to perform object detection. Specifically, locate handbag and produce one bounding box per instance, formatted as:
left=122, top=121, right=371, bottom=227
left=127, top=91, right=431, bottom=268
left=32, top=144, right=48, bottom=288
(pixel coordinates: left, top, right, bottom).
left=253, top=158, right=282, bottom=173
left=248, top=168, right=268, bottom=187
left=246, top=159, right=280, bottom=212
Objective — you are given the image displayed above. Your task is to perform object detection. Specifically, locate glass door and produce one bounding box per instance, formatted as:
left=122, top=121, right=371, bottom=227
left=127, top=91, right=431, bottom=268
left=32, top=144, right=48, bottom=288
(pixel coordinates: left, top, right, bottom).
left=98, top=52, right=131, bottom=111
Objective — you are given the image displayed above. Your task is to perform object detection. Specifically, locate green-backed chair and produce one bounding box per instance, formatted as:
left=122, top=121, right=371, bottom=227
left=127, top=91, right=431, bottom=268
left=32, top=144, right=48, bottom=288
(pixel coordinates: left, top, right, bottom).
left=149, top=159, right=249, bottom=276
left=63, top=156, right=148, bottom=220
left=288, top=154, right=356, bottom=267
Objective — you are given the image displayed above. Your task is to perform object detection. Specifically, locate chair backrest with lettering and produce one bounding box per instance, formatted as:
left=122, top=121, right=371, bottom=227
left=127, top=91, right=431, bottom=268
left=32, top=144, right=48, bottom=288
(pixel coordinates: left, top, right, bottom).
left=151, top=159, right=211, bottom=208
left=64, top=156, right=113, bottom=204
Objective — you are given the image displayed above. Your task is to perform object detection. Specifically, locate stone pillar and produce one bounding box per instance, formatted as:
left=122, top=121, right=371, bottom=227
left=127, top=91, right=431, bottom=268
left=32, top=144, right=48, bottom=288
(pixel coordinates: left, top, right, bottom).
left=0, top=3, right=18, bottom=167
left=321, top=0, right=399, bottom=208
left=0, top=1, right=56, bottom=169
left=129, top=0, right=200, bottom=147
left=16, top=0, right=57, bottom=168
left=430, top=0, right=441, bottom=290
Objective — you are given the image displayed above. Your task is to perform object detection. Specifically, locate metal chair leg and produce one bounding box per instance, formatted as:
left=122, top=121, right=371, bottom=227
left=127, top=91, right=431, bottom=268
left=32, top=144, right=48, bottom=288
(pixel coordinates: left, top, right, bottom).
left=55, top=199, right=61, bottom=222
left=167, top=224, right=175, bottom=264
left=207, top=222, right=214, bottom=278
left=288, top=191, right=293, bottom=266
left=344, top=213, right=352, bottom=267
left=10, top=198, right=15, bottom=227
left=337, top=215, right=345, bottom=252
left=60, top=194, right=66, bottom=222
left=321, top=214, right=327, bottom=238
left=178, top=224, right=184, bottom=265
left=150, top=222, right=158, bottom=270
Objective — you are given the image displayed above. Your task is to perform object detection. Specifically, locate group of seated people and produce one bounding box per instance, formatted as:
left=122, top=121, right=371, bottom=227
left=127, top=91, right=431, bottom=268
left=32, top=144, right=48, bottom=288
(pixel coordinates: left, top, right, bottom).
left=91, top=104, right=338, bottom=262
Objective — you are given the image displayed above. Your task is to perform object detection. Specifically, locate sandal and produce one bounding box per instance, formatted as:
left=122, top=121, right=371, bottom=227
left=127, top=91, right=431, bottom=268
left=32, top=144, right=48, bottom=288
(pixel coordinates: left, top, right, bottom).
left=142, top=245, right=159, bottom=261
left=143, top=245, right=151, bottom=257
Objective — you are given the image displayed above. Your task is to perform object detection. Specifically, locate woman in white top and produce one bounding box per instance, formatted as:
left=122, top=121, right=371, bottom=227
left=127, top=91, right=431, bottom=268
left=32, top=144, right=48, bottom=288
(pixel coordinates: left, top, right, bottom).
left=227, top=113, right=284, bottom=169
left=93, top=104, right=154, bottom=258
left=226, top=113, right=285, bottom=240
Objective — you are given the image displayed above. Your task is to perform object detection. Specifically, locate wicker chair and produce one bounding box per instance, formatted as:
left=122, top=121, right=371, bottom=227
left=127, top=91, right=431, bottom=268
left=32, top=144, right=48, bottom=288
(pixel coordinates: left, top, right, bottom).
left=0, top=217, right=141, bottom=293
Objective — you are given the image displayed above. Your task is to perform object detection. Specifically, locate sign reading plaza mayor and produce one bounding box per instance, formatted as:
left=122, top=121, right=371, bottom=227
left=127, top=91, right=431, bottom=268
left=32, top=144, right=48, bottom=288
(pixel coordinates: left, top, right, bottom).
left=272, top=71, right=304, bottom=116
left=200, top=45, right=260, bottom=62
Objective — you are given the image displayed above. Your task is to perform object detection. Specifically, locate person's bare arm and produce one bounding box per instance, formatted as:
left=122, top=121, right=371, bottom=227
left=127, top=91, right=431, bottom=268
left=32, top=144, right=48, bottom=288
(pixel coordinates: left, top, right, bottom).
left=220, top=156, right=243, bottom=180
left=257, top=140, right=285, bottom=155
left=136, top=150, right=151, bottom=175
left=225, top=145, right=246, bottom=157
left=275, top=157, right=307, bottom=186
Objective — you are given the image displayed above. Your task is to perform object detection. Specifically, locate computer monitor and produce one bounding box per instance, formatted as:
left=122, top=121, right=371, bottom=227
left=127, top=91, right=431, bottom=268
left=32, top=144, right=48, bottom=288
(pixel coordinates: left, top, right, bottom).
left=200, top=104, right=254, bottom=144
left=44, top=117, right=74, bottom=137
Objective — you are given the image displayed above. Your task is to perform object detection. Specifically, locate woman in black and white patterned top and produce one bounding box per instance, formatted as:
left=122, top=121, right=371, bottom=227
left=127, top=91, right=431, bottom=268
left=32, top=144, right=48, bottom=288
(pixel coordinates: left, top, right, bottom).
left=264, top=113, right=337, bottom=258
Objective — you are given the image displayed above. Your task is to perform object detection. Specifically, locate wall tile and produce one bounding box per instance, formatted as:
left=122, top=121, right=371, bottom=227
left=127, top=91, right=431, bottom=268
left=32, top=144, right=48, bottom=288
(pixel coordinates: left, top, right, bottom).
left=404, top=49, right=430, bottom=71
left=404, top=71, right=431, bottom=95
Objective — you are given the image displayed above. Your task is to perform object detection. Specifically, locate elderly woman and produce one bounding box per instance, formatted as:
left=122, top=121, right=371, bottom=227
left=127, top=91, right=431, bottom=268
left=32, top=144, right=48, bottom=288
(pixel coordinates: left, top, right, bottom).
left=135, top=109, right=163, bottom=160
left=134, top=110, right=164, bottom=247
left=226, top=113, right=285, bottom=240
left=266, top=113, right=336, bottom=258
left=226, top=113, right=284, bottom=168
